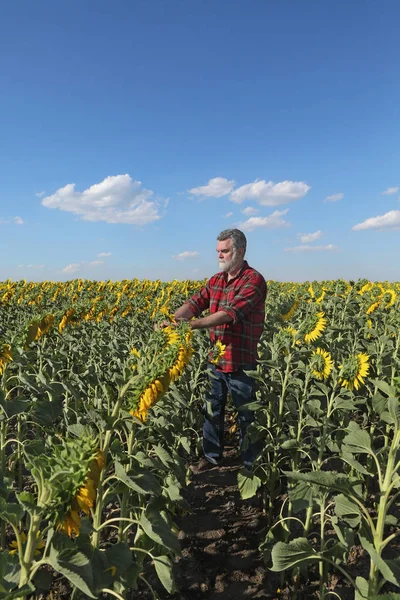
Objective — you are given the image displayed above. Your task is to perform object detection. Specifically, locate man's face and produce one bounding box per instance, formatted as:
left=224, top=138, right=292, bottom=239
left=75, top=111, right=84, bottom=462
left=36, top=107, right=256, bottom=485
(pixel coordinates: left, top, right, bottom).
left=217, top=238, right=242, bottom=272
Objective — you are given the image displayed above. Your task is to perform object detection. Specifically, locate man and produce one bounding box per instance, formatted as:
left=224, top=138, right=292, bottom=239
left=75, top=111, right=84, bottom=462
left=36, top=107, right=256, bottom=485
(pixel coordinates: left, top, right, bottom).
left=174, top=229, right=267, bottom=469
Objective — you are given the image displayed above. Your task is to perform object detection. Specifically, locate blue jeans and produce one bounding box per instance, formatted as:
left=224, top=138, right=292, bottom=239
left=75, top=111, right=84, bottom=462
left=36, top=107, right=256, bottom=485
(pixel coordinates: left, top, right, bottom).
left=202, top=363, right=258, bottom=468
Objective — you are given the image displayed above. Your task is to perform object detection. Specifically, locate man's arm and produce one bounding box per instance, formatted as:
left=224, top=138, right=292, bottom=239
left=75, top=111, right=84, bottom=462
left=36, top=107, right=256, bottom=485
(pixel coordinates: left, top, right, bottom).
left=190, top=310, right=233, bottom=330
left=174, top=304, right=195, bottom=322
left=173, top=280, right=212, bottom=322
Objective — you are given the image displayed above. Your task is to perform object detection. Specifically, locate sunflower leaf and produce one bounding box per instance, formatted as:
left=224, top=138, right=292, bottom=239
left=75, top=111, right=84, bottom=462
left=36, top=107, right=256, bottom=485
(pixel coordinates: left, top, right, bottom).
left=270, top=537, right=319, bottom=571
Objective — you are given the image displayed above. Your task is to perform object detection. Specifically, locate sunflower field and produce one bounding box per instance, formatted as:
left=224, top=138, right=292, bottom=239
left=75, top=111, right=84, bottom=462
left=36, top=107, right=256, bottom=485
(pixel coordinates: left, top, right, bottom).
left=1, top=277, right=400, bottom=600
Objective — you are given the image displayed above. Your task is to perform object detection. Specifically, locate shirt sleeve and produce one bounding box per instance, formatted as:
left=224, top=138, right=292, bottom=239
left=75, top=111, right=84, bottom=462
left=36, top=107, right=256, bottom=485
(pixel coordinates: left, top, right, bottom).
left=184, top=282, right=211, bottom=317
left=220, top=274, right=266, bottom=324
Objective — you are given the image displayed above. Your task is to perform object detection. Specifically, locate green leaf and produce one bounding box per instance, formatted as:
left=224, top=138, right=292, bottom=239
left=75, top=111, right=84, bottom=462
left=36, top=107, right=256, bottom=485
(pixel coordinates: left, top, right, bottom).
left=341, top=450, right=369, bottom=475
left=114, top=461, right=162, bottom=496
left=152, top=445, right=173, bottom=467
left=0, top=552, right=20, bottom=591
left=355, top=576, right=369, bottom=600
left=359, top=535, right=400, bottom=587
left=331, top=515, right=355, bottom=549
left=281, top=439, right=300, bottom=450
left=270, top=537, right=319, bottom=572
left=3, top=583, right=35, bottom=600
left=32, top=397, right=63, bottom=426
left=67, top=424, right=87, bottom=438
left=16, top=492, right=38, bottom=515
left=334, top=494, right=361, bottom=527
left=47, top=534, right=96, bottom=598
left=23, top=440, right=45, bottom=458
left=0, top=498, right=24, bottom=527
left=371, top=379, right=396, bottom=398
left=343, top=423, right=372, bottom=454
left=332, top=397, right=358, bottom=411
left=385, top=514, right=398, bottom=526
left=0, top=397, right=29, bottom=418
left=164, top=474, right=182, bottom=502
left=368, top=594, right=400, bottom=600
left=104, top=542, right=132, bottom=575
left=283, top=470, right=360, bottom=494
left=153, top=555, right=176, bottom=593
left=237, top=469, right=261, bottom=500
left=140, top=512, right=180, bottom=554
left=387, top=397, right=400, bottom=429
left=288, top=481, right=314, bottom=513
left=372, top=392, right=388, bottom=416
left=179, top=436, right=191, bottom=454
left=17, top=374, right=41, bottom=393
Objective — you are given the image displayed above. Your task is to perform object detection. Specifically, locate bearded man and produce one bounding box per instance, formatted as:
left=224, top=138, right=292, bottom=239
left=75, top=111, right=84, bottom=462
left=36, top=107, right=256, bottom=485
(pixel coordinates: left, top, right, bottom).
left=173, top=229, right=267, bottom=469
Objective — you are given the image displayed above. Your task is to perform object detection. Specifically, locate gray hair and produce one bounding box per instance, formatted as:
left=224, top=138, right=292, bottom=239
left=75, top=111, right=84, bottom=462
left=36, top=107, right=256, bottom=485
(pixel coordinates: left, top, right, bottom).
left=217, top=229, right=247, bottom=254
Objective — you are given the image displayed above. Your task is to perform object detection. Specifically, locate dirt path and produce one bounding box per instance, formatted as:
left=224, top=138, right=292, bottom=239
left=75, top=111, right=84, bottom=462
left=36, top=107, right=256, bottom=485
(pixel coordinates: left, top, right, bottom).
left=138, top=439, right=281, bottom=600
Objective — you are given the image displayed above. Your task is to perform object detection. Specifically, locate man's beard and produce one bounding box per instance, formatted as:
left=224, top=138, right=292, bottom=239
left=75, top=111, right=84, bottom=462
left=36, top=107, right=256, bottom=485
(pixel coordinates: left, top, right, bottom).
left=219, top=250, right=240, bottom=273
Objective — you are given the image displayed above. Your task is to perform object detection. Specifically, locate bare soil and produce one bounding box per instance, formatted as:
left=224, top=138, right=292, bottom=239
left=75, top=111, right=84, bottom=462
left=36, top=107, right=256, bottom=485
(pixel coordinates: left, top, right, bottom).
left=137, top=439, right=282, bottom=600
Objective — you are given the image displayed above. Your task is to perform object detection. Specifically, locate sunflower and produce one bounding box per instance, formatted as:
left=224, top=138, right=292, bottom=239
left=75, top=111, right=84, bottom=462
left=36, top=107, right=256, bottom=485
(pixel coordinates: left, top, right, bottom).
left=59, top=509, right=81, bottom=537
left=366, top=300, right=380, bottom=315
left=58, top=449, right=105, bottom=538
left=309, top=348, right=333, bottom=380
left=281, top=298, right=299, bottom=321
left=9, top=531, right=45, bottom=556
left=75, top=478, right=96, bottom=515
left=210, top=340, right=227, bottom=365
left=130, top=333, right=192, bottom=422
left=283, top=326, right=301, bottom=345
left=274, top=326, right=300, bottom=353
left=382, top=288, right=397, bottom=308
left=0, top=344, right=13, bottom=374
left=338, top=353, right=370, bottom=391
left=303, top=312, right=327, bottom=344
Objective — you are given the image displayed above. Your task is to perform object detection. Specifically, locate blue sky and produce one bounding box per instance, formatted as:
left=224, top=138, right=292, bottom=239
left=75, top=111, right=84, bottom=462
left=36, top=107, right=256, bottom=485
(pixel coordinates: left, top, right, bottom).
left=1, top=0, right=399, bottom=282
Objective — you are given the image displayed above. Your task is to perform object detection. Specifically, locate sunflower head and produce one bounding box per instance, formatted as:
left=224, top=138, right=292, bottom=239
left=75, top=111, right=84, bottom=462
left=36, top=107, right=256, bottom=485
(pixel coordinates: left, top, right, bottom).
left=210, top=340, right=227, bottom=365
left=280, top=296, right=299, bottom=321
left=382, top=289, right=397, bottom=308
left=9, top=531, right=45, bottom=556
left=338, top=353, right=370, bottom=391
left=301, top=311, right=327, bottom=344
left=274, top=327, right=300, bottom=353
left=309, top=348, right=333, bottom=380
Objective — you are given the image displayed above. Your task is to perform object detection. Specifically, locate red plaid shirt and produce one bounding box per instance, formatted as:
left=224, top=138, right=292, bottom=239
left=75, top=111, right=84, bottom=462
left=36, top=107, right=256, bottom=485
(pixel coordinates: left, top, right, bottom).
left=185, top=261, right=267, bottom=372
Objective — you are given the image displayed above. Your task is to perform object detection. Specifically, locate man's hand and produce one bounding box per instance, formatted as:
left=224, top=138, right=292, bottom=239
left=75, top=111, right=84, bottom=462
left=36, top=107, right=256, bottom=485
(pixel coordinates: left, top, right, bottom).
left=153, top=320, right=171, bottom=331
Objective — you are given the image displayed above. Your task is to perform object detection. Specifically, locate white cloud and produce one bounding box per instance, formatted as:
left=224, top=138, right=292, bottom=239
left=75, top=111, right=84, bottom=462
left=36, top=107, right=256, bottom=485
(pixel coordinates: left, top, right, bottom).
left=299, top=230, right=322, bottom=243
left=88, top=260, right=104, bottom=266
left=323, top=193, right=344, bottom=203
left=173, top=251, right=200, bottom=260
left=352, top=210, right=400, bottom=231
left=285, top=244, right=337, bottom=252
left=189, top=177, right=235, bottom=198
left=224, top=211, right=233, bottom=218
left=239, top=209, right=290, bottom=232
left=382, top=186, right=399, bottom=195
left=62, top=263, right=80, bottom=274
left=35, top=191, right=45, bottom=198
left=1, top=217, right=24, bottom=225
left=241, top=206, right=259, bottom=216
left=230, top=180, right=310, bottom=206
left=42, top=174, right=164, bottom=225
left=97, top=252, right=112, bottom=257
